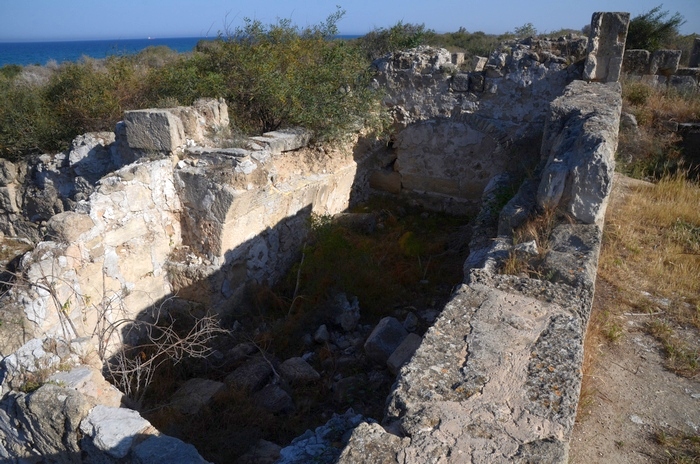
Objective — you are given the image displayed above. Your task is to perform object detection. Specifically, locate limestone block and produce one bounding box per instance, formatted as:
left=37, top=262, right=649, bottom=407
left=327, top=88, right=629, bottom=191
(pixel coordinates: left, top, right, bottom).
left=622, top=49, right=650, bottom=74
left=583, top=12, right=630, bottom=83
left=193, top=97, right=230, bottom=132
left=650, top=49, right=682, bottom=76
left=338, top=422, right=408, bottom=463
left=123, top=109, right=185, bottom=152
left=170, top=378, right=225, bottom=415
left=224, top=355, right=273, bottom=392
left=364, top=317, right=408, bottom=365
left=451, top=52, right=465, bottom=66
left=279, top=357, right=321, bottom=385
left=253, top=384, right=294, bottom=413
left=472, top=56, right=488, bottom=72
left=538, top=80, right=621, bottom=224
left=690, top=37, right=700, bottom=68
left=387, top=332, right=422, bottom=375
left=249, top=128, right=311, bottom=155
left=80, top=405, right=151, bottom=459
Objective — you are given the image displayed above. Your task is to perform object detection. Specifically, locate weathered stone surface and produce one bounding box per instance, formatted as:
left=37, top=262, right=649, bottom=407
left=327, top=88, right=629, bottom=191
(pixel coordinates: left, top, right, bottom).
left=386, top=332, right=422, bottom=375
left=67, top=132, right=116, bottom=182
left=132, top=435, right=210, bottom=464
left=170, top=378, right=225, bottom=415
left=46, top=211, right=95, bottom=243
left=224, top=355, right=273, bottom=393
left=249, top=128, right=311, bottom=155
left=49, top=366, right=123, bottom=408
left=472, top=56, right=487, bottom=72
left=583, top=12, right=630, bottom=82
left=80, top=405, right=151, bottom=459
left=0, top=160, right=18, bottom=187
left=14, top=384, right=92, bottom=459
left=124, top=109, right=186, bottom=152
left=451, top=52, right=465, bottom=66
left=537, top=80, right=621, bottom=224
left=279, top=357, right=320, bottom=385
left=364, top=317, right=408, bottom=365
left=622, top=49, right=650, bottom=74
left=650, top=49, right=682, bottom=76
left=337, top=422, right=407, bottom=464
left=395, top=119, right=504, bottom=201
left=369, top=169, right=401, bottom=194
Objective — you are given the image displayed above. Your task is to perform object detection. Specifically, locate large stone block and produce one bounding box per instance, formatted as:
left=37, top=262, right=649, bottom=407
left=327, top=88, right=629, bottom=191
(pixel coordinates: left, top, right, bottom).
left=538, top=80, right=621, bottom=224
left=123, top=109, right=185, bottom=152
left=622, top=49, right=650, bottom=75
left=650, top=49, right=682, bottom=76
left=583, top=12, right=630, bottom=83
left=364, top=317, right=408, bottom=365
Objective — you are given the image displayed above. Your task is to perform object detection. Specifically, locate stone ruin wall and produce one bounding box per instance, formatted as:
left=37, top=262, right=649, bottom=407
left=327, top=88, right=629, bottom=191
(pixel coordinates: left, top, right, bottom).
left=622, top=36, right=700, bottom=93
left=0, top=11, right=629, bottom=463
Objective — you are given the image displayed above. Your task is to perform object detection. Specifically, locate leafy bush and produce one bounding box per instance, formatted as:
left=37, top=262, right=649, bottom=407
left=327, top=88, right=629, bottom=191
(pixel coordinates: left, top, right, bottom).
left=354, top=22, right=435, bottom=61
left=627, top=5, right=685, bottom=51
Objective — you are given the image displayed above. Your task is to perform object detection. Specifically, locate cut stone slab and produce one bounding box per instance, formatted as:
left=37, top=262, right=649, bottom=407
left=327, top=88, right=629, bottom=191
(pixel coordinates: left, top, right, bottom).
left=364, top=317, right=408, bottom=365
left=124, top=109, right=186, bottom=152
left=249, top=128, right=311, bottom=155
left=170, top=378, right=225, bottom=415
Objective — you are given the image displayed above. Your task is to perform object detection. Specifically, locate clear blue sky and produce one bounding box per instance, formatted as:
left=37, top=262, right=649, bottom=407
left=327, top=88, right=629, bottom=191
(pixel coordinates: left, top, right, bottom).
left=0, top=0, right=698, bottom=42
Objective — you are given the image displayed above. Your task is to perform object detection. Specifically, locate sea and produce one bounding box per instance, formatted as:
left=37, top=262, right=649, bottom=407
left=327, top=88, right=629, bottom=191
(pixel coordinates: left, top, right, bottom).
left=0, top=37, right=212, bottom=67
left=0, top=35, right=362, bottom=68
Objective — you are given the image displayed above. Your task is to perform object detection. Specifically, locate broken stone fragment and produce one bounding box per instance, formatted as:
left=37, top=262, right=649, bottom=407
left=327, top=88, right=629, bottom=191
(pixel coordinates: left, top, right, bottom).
left=364, top=317, right=408, bottom=365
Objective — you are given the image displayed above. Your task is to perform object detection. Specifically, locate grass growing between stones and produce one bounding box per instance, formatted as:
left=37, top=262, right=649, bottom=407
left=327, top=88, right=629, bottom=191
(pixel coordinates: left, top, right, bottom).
left=618, top=78, right=700, bottom=179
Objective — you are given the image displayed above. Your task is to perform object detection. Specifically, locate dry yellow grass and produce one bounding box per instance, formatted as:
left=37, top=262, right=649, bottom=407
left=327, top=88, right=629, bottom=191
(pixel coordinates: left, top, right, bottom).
left=594, top=173, right=700, bottom=375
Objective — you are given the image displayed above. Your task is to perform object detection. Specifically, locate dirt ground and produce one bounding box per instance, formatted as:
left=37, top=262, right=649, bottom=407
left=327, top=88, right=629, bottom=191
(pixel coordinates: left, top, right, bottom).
left=569, top=176, right=700, bottom=463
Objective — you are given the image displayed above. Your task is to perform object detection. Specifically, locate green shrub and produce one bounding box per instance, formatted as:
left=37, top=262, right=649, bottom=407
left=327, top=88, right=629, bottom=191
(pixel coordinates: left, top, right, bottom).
left=627, top=5, right=685, bottom=52
left=0, top=76, right=62, bottom=159
left=355, top=21, right=435, bottom=61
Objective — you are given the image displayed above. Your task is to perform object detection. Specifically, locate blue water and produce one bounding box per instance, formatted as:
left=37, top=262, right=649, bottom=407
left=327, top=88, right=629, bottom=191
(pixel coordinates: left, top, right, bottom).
left=0, top=37, right=211, bottom=67
left=0, top=35, right=362, bottom=68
